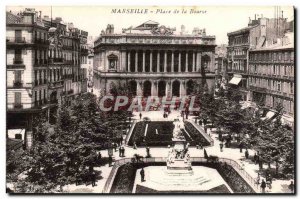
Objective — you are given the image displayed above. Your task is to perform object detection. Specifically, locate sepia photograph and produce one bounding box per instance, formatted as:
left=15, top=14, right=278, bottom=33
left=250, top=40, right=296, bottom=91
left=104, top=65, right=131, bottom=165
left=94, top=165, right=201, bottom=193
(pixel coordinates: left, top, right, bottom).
left=5, top=5, right=295, bottom=195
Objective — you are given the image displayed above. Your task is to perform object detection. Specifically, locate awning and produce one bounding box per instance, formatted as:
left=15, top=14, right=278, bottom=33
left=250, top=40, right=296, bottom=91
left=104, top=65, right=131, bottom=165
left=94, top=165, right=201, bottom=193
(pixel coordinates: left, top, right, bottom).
left=7, top=129, right=25, bottom=140
left=261, top=111, right=276, bottom=121
left=229, top=76, right=242, bottom=85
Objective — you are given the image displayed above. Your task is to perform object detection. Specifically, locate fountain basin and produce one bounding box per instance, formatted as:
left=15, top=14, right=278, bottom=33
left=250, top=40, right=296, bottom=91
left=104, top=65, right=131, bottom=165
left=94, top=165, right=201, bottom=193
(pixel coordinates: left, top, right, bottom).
left=133, top=166, right=233, bottom=193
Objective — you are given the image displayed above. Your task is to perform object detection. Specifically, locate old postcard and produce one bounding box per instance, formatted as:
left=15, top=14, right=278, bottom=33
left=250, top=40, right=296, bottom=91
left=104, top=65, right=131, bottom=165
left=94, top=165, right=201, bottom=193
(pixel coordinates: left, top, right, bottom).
left=6, top=5, right=295, bottom=194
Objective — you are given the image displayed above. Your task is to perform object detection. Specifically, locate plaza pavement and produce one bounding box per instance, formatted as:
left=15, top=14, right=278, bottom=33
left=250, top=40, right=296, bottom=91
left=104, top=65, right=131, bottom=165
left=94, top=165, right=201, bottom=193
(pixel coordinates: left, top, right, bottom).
left=64, top=110, right=293, bottom=193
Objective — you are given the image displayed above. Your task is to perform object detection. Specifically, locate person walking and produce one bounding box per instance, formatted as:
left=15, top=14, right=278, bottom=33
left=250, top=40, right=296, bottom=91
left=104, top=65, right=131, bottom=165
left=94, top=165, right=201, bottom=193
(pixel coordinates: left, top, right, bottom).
left=139, top=112, right=142, bottom=120
left=245, top=149, right=249, bottom=159
left=261, top=179, right=266, bottom=193
left=122, top=147, right=125, bottom=157
left=119, top=146, right=122, bottom=157
left=91, top=170, right=96, bottom=187
left=288, top=181, right=294, bottom=193
left=253, top=153, right=258, bottom=164
left=259, top=160, right=263, bottom=170
left=140, top=168, right=145, bottom=182
left=219, top=142, right=224, bottom=152
left=146, top=147, right=150, bottom=158
left=108, top=155, right=113, bottom=167
left=239, top=142, right=243, bottom=153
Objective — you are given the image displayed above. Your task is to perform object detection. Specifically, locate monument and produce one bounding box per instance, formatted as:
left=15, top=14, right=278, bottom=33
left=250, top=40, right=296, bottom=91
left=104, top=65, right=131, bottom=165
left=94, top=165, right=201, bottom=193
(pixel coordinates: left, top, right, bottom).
left=166, top=119, right=192, bottom=171
left=133, top=118, right=232, bottom=193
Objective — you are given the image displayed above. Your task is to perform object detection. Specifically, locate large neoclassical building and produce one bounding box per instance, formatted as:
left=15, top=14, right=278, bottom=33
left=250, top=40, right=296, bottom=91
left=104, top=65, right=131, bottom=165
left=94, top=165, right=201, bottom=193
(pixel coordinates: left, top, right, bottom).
left=93, top=21, right=216, bottom=98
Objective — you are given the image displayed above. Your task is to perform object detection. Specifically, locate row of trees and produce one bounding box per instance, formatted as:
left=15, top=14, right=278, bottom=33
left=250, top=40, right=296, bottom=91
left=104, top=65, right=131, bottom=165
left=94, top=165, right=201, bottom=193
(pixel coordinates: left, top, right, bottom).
left=7, top=92, right=131, bottom=192
left=197, top=84, right=294, bottom=178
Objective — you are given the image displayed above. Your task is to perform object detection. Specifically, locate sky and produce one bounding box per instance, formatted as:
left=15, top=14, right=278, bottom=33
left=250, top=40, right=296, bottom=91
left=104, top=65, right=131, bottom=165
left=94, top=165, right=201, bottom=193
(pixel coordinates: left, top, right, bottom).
left=6, top=6, right=294, bottom=45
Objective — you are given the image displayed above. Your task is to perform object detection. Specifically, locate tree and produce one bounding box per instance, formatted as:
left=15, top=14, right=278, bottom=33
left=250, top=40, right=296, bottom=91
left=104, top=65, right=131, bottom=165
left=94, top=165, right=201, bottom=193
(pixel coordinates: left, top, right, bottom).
left=9, top=93, right=128, bottom=192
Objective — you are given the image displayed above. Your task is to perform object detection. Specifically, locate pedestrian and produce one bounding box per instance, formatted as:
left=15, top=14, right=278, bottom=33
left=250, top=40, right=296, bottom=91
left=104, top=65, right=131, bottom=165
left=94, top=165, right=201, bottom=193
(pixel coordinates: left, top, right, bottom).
left=259, top=160, right=263, bottom=170
left=108, top=155, right=112, bottom=167
left=146, top=147, right=150, bottom=158
left=253, top=153, right=258, bottom=164
left=204, top=126, right=207, bottom=134
left=199, top=143, right=203, bottom=149
left=119, top=146, right=122, bottom=157
left=91, top=170, right=96, bottom=187
left=75, top=172, right=80, bottom=186
left=114, top=143, right=117, bottom=152
left=140, top=167, right=145, bottom=182
left=133, top=141, right=137, bottom=149
left=239, top=143, right=243, bottom=153
left=219, top=142, right=224, bottom=152
left=122, top=147, right=125, bottom=157
left=257, top=155, right=260, bottom=165
left=288, top=181, right=294, bottom=193
left=245, top=149, right=249, bottom=159
left=261, top=179, right=266, bottom=193
left=139, top=112, right=142, bottom=120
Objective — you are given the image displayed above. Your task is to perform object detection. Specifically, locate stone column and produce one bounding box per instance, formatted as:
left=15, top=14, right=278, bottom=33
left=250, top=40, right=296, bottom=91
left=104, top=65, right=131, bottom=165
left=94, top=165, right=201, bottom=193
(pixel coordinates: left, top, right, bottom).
left=127, top=51, right=131, bottom=72
left=179, top=80, right=183, bottom=97
left=150, top=50, right=153, bottom=72
left=164, top=51, right=167, bottom=72
left=151, top=80, right=155, bottom=96
left=211, top=52, right=215, bottom=73
left=171, top=51, right=174, bottom=72
left=135, top=51, right=138, bottom=72
left=192, top=52, right=195, bottom=72
left=157, top=51, right=160, bottom=72
left=196, top=52, right=201, bottom=72
left=121, top=51, right=126, bottom=72
left=178, top=52, right=181, bottom=72
left=142, top=50, right=145, bottom=72
left=185, top=52, right=188, bottom=72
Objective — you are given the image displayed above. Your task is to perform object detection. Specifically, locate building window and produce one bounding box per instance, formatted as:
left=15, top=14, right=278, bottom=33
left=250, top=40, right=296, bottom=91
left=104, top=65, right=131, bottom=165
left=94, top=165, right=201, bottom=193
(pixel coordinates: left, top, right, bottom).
left=291, top=52, right=294, bottom=61
left=108, top=54, right=118, bottom=70
left=277, top=82, right=281, bottom=91
left=14, top=92, right=21, bottom=107
left=14, top=70, right=22, bottom=86
left=290, top=83, right=293, bottom=93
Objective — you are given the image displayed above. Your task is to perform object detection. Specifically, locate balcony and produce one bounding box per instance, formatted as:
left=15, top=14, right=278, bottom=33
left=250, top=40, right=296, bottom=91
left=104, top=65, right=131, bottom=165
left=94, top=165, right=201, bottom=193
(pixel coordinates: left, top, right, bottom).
left=48, top=81, right=64, bottom=89
left=6, top=37, right=26, bottom=43
left=34, top=38, right=49, bottom=45
left=13, top=81, right=23, bottom=88
left=53, top=58, right=64, bottom=63
left=14, top=104, right=23, bottom=109
left=62, top=45, right=73, bottom=50
left=13, top=58, right=23, bottom=65
left=63, top=74, right=73, bottom=79
left=81, top=48, right=89, bottom=55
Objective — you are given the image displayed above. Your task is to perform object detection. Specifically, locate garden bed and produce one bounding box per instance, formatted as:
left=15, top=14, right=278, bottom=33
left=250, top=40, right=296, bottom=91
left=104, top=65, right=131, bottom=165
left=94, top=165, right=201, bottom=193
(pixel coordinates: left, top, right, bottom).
left=128, top=122, right=174, bottom=146
left=184, top=122, right=211, bottom=146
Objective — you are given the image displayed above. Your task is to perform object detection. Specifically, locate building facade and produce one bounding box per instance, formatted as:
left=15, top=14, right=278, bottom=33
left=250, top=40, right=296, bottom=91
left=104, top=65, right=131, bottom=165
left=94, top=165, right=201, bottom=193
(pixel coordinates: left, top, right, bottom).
left=93, top=21, right=216, bottom=98
left=6, top=8, right=88, bottom=133
left=227, top=16, right=290, bottom=101
left=248, top=32, right=294, bottom=126
left=7, top=9, right=52, bottom=130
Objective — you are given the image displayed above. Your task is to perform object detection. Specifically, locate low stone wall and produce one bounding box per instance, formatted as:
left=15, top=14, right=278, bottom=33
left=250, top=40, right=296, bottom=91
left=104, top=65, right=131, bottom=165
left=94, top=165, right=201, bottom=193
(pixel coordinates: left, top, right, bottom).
left=110, top=161, right=254, bottom=194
